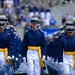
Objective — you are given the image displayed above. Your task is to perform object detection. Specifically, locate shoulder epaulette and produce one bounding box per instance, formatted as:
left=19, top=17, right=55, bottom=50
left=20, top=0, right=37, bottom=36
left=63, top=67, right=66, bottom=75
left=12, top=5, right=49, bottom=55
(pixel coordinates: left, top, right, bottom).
left=4, top=31, right=10, bottom=35
left=39, top=29, right=43, bottom=32
left=25, top=30, right=29, bottom=32
left=7, top=33, right=10, bottom=35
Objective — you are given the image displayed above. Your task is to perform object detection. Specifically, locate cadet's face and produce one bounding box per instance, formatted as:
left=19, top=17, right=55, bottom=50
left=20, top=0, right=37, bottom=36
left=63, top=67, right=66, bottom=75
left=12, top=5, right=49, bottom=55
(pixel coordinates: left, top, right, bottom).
left=67, top=31, right=74, bottom=37
left=31, top=22, right=38, bottom=29
left=3, top=22, right=7, bottom=29
left=0, top=23, right=6, bottom=32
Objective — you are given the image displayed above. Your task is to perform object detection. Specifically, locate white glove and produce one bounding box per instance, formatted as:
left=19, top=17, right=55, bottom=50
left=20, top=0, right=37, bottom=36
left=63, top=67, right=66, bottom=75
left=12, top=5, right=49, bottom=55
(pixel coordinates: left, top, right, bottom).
left=58, top=62, right=64, bottom=71
left=12, top=55, right=15, bottom=59
left=58, top=62, right=63, bottom=68
left=59, top=62, right=63, bottom=65
left=42, top=55, right=46, bottom=61
left=7, top=56, right=11, bottom=60
left=23, top=57, right=26, bottom=63
left=55, top=61, right=58, bottom=64
left=15, top=57, right=18, bottom=61
left=47, top=56, right=52, bottom=61
left=18, top=54, right=21, bottom=57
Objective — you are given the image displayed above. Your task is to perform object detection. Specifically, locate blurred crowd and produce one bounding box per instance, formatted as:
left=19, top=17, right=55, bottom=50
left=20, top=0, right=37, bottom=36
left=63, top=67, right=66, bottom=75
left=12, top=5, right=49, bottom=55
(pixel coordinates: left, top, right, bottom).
left=61, top=13, right=75, bottom=25
left=0, top=0, right=75, bottom=30
left=62, top=0, right=73, bottom=4
left=0, top=0, right=57, bottom=29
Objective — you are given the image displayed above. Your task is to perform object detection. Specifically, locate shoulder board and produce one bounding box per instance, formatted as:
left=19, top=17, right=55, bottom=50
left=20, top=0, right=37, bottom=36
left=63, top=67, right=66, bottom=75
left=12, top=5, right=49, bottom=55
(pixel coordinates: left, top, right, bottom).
left=4, top=32, right=10, bottom=35
left=15, top=36, right=17, bottom=38
left=7, top=33, right=10, bottom=35
left=39, top=29, right=43, bottom=32
left=61, top=35, right=66, bottom=40
left=25, top=30, right=29, bottom=32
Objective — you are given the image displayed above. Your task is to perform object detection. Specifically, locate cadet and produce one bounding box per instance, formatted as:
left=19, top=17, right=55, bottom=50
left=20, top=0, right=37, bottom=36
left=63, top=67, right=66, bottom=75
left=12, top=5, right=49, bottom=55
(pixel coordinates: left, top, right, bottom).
left=0, top=15, right=15, bottom=41
left=57, top=25, right=75, bottom=74
left=22, top=17, right=47, bottom=75
left=0, top=21, right=14, bottom=66
left=7, top=25, right=22, bottom=57
left=47, top=33, right=59, bottom=63
left=57, top=21, right=74, bottom=62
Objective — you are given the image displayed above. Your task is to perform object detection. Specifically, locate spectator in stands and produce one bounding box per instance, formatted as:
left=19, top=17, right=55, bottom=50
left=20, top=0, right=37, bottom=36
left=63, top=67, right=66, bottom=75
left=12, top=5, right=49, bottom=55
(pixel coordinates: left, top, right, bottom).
left=20, top=6, right=25, bottom=19
left=72, top=14, right=75, bottom=25
left=43, top=16, right=50, bottom=28
left=13, top=0, right=20, bottom=6
left=40, top=7, right=45, bottom=19
left=14, top=15, right=21, bottom=26
left=3, top=0, right=14, bottom=10
left=50, top=16, right=57, bottom=26
left=1, top=0, right=4, bottom=7
left=21, top=15, right=29, bottom=28
left=15, top=5, right=21, bottom=16
left=45, top=8, right=51, bottom=19
left=65, top=13, right=72, bottom=21
left=28, top=5, right=35, bottom=18
left=67, top=0, right=73, bottom=3
left=10, top=21, right=14, bottom=26
left=34, top=6, right=39, bottom=17
left=61, top=15, right=66, bottom=24
left=4, top=7, right=12, bottom=22
left=62, top=0, right=73, bottom=4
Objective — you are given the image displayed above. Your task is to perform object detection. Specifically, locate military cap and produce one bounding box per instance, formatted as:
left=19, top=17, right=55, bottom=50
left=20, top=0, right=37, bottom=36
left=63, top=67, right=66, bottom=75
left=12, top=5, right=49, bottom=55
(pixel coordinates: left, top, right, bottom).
left=66, top=26, right=74, bottom=32
left=0, top=21, right=5, bottom=27
left=58, top=26, right=64, bottom=30
left=7, top=25, right=17, bottom=32
left=30, top=17, right=39, bottom=23
left=64, top=20, right=74, bottom=26
left=0, top=15, right=8, bottom=21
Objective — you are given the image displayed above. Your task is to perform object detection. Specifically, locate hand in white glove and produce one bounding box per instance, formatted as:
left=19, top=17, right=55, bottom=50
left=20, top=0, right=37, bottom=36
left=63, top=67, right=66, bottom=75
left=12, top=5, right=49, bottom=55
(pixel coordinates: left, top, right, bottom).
left=58, top=62, right=64, bottom=71
left=54, top=61, right=58, bottom=64
left=7, top=56, right=11, bottom=60
left=47, top=56, right=52, bottom=61
left=42, top=55, right=46, bottom=61
left=58, top=62, right=63, bottom=68
left=23, top=57, right=26, bottom=63
left=59, top=62, right=63, bottom=65
left=18, top=54, right=22, bottom=57
left=12, top=55, right=15, bottom=59
left=15, top=57, right=18, bottom=61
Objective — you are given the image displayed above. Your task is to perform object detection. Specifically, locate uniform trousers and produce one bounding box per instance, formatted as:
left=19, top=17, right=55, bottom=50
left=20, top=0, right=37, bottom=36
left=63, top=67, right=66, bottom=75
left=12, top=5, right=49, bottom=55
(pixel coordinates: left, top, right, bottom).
left=63, top=55, right=74, bottom=74
left=0, top=52, right=6, bottom=67
left=27, top=49, right=41, bottom=75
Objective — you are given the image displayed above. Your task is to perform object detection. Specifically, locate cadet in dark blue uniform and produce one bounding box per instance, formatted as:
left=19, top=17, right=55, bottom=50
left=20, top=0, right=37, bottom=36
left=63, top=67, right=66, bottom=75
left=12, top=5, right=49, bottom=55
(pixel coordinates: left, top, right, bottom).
left=0, top=15, right=16, bottom=56
left=22, top=17, right=47, bottom=75
left=13, top=34, right=22, bottom=57
left=57, top=21, right=74, bottom=62
left=0, top=20, right=14, bottom=66
left=7, top=25, right=22, bottom=56
left=57, top=25, right=75, bottom=74
left=40, top=7, right=45, bottom=19
left=0, top=15, right=15, bottom=41
left=7, top=25, right=23, bottom=70
left=47, top=34, right=58, bottom=63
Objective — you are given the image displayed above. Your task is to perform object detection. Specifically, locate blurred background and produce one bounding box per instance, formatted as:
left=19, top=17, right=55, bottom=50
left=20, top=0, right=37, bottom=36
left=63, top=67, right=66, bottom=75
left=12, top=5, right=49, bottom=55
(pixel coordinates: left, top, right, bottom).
left=0, top=0, right=75, bottom=40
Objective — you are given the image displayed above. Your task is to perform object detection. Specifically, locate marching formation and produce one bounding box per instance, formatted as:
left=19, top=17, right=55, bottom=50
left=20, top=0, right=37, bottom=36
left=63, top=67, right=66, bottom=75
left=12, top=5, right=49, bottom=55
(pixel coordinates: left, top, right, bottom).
left=0, top=15, right=75, bottom=75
